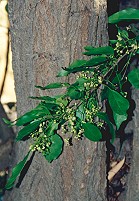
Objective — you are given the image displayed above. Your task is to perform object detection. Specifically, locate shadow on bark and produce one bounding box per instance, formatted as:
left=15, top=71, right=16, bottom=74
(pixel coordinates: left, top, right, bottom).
left=16, top=152, right=35, bottom=188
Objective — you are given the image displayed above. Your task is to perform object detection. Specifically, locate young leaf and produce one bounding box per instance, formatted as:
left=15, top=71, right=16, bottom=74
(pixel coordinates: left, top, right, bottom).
left=56, top=96, right=68, bottom=107
left=128, top=68, right=139, bottom=89
left=113, top=112, right=127, bottom=130
left=83, top=46, right=114, bottom=56
left=45, top=134, right=63, bottom=162
left=16, top=120, right=41, bottom=141
left=35, top=82, right=69, bottom=90
left=82, top=123, right=102, bottom=141
left=5, top=152, right=30, bottom=189
left=108, top=88, right=129, bottom=115
left=108, top=8, right=139, bottom=24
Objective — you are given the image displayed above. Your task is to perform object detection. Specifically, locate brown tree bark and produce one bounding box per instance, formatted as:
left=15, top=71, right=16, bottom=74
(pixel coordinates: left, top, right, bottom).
left=5, top=1, right=108, bottom=200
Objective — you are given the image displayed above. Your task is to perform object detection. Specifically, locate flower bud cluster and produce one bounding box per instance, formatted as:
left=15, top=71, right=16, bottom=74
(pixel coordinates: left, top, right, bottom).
left=85, top=104, right=100, bottom=122
left=96, top=121, right=104, bottom=128
left=114, top=31, right=138, bottom=56
left=77, top=71, right=103, bottom=91
left=62, top=107, right=77, bottom=135
left=61, top=105, right=86, bottom=144
left=30, top=125, right=52, bottom=155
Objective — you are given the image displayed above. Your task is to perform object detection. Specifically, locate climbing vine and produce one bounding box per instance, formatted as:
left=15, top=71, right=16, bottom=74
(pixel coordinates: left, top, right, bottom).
left=4, top=8, right=139, bottom=189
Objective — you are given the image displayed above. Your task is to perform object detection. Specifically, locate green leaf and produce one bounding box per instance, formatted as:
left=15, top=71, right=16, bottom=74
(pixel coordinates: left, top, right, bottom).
left=136, top=35, right=139, bottom=41
left=119, top=29, right=129, bottom=39
left=76, top=78, right=87, bottom=86
left=43, top=102, right=60, bottom=111
left=109, top=40, right=118, bottom=44
left=112, top=73, right=124, bottom=90
left=71, top=78, right=86, bottom=91
left=2, top=118, right=15, bottom=126
left=84, top=46, right=95, bottom=51
left=56, top=97, right=68, bottom=107
left=5, top=152, right=30, bottom=189
left=108, top=88, right=129, bottom=115
left=57, top=69, right=69, bottom=77
left=76, top=103, right=85, bottom=121
left=67, top=86, right=84, bottom=100
left=85, top=55, right=107, bottom=67
left=35, top=82, right=69, bottom=90
left=16, top=105, right=50, bottom=126
left=65, top=56, right=107, bottom=73
left=128, top=68, right=139, bottom=89
left=44, top=121, right=59, bottom=136
left=108, top=8, right=139, bottom=24
left=97, top=112, right=115, bottom=143
left=16, top=120, right=41, bottom=141
left=101, top=87, right=108, bottom=101
left=82, top=123, right=102, bottom=141
left=45, top=134, right=63, bottom=162
left=112, top=73, right=122, bottom=84
left=113, top=112, right=127, bottom=130
left=68, top=60, right=87, bottom=69
left=83, top=46, right=114, bottom=56
left=87, top=97, right=98, bottom=110
left=16, top=110, right=39, bottom=126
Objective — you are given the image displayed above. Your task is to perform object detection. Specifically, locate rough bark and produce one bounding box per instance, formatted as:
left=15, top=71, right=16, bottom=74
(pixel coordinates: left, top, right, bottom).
left=5, top=1, right=108, bottom=201
left=118, top=2, right=139, bottom=201
left=125, top=89, right=139, bottom=201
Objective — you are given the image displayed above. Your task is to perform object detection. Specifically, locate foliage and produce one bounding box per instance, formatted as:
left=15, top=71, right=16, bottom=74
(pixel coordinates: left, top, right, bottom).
left=4, top=8, right=139, bottom=189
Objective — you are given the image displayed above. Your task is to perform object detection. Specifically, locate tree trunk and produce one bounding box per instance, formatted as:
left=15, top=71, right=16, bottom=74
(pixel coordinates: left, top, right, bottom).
left=5, top=1, right=108, bottom=200
left=121, top=0, right=139, bottom=8
left=118, top=2, right=139, bottom=201
left=125, top=90, right=139, bottom=201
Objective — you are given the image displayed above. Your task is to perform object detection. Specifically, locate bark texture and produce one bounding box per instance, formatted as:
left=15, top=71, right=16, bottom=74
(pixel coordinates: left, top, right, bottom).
left=125, top=90, right=139, bottom=201
left=119, top=2, right=139, bottom=201
left=5, top=1, right=108, bottom=200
